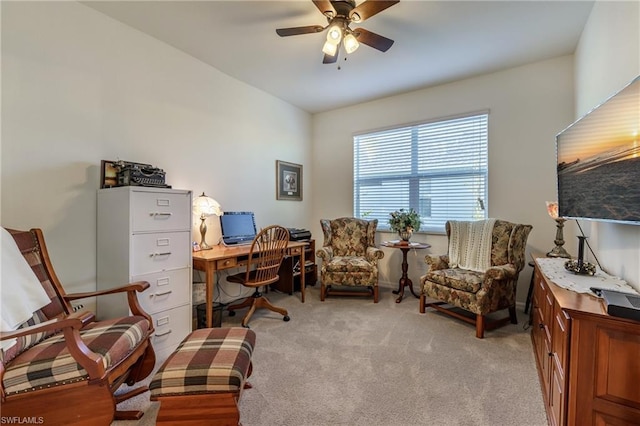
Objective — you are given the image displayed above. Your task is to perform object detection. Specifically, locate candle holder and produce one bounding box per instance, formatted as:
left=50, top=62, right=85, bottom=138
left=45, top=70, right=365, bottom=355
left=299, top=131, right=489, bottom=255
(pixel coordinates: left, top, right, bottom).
left=545, top=202, right=571, bottom=259
left=546, top=218, right=572, bottom=258
left=564, top=236, right=596, bottom=275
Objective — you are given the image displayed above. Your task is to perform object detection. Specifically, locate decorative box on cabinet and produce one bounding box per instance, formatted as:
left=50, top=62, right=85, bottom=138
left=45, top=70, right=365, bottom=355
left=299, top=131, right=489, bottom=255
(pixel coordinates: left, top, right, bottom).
left=97, top=187, right=193, bottom=361
left=271, top=239, right=317, bottom=294
left=531, top=259, right=640, bottom=426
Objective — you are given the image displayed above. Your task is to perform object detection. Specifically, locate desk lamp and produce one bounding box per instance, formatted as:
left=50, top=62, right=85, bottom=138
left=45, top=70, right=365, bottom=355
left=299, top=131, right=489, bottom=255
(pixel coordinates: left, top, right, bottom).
left=193, top=192, right=222, bottom=250
left=545, top=201, right=571, bottom=258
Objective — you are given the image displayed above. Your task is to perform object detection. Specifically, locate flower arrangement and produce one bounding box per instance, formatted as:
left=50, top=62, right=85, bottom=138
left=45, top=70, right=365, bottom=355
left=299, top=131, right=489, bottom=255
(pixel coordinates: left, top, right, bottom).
left=388, top=208, right=421, bottom=233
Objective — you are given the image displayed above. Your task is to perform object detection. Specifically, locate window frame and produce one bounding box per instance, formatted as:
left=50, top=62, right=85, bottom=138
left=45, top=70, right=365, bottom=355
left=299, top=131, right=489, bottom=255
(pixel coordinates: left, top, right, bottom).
left=353, top=111, right=489, bottom=233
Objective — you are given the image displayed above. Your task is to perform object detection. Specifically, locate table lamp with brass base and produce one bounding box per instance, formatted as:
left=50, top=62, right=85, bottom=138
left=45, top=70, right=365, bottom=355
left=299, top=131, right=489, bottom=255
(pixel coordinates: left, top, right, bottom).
left=193, top=192, right=222, bottom=250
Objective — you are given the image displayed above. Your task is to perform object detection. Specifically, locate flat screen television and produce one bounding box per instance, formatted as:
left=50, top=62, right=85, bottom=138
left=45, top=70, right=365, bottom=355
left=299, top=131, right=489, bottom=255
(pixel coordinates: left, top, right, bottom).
left=220, top=211, right=257, bottom=245
left=556, top=75, right=640, bottom=225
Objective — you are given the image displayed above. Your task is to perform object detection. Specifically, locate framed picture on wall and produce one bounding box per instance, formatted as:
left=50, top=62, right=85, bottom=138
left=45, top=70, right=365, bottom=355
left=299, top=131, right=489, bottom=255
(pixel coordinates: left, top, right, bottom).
left=100, top=160, right=118, bottom=188
left=276, top=160, right=302, bottom=201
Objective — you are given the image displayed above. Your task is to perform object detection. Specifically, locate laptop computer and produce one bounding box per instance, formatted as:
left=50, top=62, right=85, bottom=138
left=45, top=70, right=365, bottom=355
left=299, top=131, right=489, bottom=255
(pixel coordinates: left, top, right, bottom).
left=591, top=287, right=640, bottom=322
left=220, top=211, right=257, bottom=246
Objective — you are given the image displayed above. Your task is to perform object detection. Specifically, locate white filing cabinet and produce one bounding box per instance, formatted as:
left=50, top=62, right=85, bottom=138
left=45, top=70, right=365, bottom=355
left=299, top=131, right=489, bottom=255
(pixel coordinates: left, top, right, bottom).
left=97, top=186, right=192, bottom=360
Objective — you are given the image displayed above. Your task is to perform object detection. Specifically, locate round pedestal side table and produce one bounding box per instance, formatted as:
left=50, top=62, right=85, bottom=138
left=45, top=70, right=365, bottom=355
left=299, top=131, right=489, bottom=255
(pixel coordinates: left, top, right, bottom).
left=381, top=241, right=431, bottom=303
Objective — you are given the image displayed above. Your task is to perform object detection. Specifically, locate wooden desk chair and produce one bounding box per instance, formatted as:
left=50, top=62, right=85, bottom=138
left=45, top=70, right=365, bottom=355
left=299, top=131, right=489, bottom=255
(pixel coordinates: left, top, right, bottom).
left=227, top=225, right=291, bottom=328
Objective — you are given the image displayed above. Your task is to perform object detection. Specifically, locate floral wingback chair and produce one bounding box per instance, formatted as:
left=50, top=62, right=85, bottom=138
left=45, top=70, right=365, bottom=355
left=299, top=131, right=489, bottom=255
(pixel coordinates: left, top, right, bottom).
left=316, top=217, right=384, bottom=302
left=419, top=219, right=532, bottom=338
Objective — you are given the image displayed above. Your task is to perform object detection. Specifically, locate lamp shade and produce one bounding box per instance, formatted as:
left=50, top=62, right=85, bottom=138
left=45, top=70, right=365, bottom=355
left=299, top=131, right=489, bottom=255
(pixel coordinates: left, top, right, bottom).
left=193, top=192, right=222, bottom=218
left=326, top=22, right=343, bottom=44
left=343, top=33, right=359, bottom=54
left=322, top=40, right=338, bottom=56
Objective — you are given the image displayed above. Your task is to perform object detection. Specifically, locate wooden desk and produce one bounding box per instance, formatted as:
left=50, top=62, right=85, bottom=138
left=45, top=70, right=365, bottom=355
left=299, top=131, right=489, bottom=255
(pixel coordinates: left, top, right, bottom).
left=381, top=241, right=431, bottom=303
left=193, top=241, right=308, bottom=328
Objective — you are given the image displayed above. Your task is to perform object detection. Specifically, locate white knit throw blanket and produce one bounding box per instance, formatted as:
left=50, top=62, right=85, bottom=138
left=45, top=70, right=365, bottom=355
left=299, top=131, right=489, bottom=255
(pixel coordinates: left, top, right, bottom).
left=448, top=219, right=496, bottom=272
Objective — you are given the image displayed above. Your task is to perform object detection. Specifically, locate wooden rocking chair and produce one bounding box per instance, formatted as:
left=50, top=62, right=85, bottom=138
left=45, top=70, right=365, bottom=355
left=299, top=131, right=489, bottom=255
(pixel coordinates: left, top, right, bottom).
left=0, top=228, right=156, bottom=425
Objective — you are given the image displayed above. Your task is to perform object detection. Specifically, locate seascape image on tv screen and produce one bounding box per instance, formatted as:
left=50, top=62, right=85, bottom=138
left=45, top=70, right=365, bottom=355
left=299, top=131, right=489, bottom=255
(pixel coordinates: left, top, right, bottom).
left=557, top=76, right=640, bottom=224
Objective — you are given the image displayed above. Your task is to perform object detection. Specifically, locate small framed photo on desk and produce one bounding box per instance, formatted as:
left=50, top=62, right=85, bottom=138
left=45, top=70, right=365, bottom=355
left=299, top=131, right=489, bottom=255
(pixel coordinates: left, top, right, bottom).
left=276, top=160, right=302, bottom=201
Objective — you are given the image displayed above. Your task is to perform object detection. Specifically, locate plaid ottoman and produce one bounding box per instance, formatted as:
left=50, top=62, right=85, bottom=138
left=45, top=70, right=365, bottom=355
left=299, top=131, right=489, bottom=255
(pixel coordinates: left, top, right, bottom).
left=150, top=327, right=256, bottom=425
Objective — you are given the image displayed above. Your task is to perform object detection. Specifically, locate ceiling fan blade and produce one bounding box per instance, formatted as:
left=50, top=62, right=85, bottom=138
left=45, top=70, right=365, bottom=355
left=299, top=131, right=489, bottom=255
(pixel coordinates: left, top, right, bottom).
left=312, top=0, right=336, bottom=17
left=350, top=0, right=399, bottom=22
left=276, top=25, right=325, bottom=37
left=353, top=27, right=394, bottom=52
left=323, top=52, right=338, bottom=64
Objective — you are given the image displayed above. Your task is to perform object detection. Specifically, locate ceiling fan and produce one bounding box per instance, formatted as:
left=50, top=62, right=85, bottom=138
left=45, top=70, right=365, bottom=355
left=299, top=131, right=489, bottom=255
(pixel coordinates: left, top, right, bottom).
left=276, top=0, right=399, bottom=64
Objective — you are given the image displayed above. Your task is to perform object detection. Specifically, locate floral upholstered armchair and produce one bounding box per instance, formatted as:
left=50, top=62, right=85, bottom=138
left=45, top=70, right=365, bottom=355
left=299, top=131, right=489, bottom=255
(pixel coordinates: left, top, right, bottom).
left=316, top=217, right=384, bottom=302
left=420, top=219, right=532, bottom=338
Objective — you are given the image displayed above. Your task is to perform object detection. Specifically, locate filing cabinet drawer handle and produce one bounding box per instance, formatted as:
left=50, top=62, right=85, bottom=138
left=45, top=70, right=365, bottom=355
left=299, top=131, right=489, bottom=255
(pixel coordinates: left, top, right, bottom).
left=151, top=212, right=173, bottom=217
left=155, top=329, right=172, bottom=337
left=151, top=252, right=172, bottom=257
left=155, top=290, right=173, bottom=297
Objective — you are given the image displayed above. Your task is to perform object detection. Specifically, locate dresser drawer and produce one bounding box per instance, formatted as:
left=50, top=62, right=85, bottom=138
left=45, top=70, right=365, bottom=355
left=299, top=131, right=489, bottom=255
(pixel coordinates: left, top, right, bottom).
left=131, top=190, right=191, bottom=233
left=131, top=231, right=191, bottom=275
left=151, top=304, right=191, bottom=354
left=288, top=246, right=303, bottom=256
left=133, top=268, right=190, bottom=315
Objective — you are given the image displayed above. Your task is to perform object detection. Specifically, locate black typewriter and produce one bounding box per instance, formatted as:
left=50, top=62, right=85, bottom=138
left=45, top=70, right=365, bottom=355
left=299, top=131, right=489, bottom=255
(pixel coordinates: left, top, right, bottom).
left=115, top=160, right=170, bottom=188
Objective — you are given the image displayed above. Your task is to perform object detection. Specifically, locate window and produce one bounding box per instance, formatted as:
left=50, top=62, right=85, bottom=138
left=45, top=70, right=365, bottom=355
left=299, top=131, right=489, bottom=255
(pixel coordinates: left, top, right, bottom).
left=353, top=112, right=488, bottom=233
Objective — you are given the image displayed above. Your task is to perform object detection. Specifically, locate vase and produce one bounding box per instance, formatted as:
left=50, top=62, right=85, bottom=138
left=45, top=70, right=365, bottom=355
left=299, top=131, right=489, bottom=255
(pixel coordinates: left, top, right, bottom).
left=398, top=230, right=412, bottom=244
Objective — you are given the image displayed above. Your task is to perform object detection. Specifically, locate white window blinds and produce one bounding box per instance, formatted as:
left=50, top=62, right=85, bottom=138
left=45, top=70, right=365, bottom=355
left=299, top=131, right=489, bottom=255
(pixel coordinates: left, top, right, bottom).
left=353, top=112, right=488, bottom=233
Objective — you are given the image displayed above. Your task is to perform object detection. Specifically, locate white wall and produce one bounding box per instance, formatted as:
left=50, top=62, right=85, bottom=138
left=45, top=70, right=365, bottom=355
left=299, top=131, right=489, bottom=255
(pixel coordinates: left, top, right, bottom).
left=1, top=2, right=313, bottom=308
left=574, top=0, right=640, bottom=291
left=311, top=56, right=576, bottom=303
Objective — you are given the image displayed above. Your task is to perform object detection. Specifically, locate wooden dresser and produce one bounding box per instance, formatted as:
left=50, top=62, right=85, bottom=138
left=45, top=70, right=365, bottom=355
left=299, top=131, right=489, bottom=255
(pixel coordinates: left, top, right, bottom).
left=531, top=258, right=640, bottom=426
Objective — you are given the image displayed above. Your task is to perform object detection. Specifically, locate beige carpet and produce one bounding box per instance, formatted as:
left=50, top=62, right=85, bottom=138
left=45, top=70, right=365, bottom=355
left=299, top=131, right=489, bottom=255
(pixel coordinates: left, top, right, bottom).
left=113, top=285, right=547, bottom=426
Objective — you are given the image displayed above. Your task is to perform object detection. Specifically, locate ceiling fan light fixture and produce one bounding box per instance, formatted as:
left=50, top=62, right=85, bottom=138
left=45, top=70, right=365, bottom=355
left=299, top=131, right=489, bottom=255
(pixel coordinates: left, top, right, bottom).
left=275, top=0, right=398, bottom=64
left=343, top=33, right=359, bottom=54
left=322, top=40, right=338, bottom=56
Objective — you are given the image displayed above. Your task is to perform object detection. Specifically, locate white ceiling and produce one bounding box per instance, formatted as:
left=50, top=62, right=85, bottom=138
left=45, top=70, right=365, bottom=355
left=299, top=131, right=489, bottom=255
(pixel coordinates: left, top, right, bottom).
left=83, top=0, right=595, bottom=113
